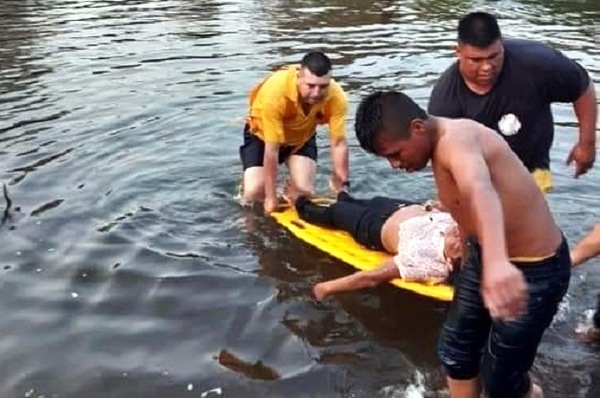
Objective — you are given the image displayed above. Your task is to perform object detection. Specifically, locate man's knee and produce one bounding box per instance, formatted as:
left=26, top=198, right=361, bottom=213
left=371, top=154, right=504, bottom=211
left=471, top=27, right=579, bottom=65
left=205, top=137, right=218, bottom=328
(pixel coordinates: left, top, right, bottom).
left=290, top=173, right=315, bottom=197
left=437, top=327, right=480, bottom=381
left=287, top=155, right=316, bottom=196
left=480, top=326, right=536, bottom=397
left=242, top=167, right=264, bottom=202
left=292, top=181, right=314, bottom=198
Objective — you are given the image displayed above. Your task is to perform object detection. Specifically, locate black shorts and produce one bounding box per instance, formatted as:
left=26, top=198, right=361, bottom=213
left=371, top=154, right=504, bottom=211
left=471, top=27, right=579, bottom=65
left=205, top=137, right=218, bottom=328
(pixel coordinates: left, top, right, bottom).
left=239, top=124, right=317, bottom=170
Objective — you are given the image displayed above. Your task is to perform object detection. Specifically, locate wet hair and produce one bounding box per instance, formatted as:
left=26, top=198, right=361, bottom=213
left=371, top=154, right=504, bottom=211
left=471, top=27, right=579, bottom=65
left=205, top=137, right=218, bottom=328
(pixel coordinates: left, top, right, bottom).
left=458, top=12, right=502, bottom=48
left=300, top=51, right=332, bottom=77
left=354, top=91, right=427, bottom=155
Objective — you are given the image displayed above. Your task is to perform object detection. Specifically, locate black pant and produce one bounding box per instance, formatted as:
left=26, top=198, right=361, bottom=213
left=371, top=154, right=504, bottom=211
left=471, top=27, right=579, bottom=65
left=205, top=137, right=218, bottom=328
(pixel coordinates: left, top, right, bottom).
left=438, top=237, right=571, bottom=397
left=295, top=192, right=417, bottom=250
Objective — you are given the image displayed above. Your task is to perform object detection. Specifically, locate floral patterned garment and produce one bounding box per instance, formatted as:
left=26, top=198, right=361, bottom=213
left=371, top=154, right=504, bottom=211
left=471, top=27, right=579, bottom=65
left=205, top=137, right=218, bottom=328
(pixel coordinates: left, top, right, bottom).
left=393, top=212, right=457, bottom=283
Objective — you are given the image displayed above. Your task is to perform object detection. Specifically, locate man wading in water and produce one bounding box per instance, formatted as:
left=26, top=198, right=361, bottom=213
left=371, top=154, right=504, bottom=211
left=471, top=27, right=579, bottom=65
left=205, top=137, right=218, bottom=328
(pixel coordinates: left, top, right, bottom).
left=354, top=90, right=571, bottom=398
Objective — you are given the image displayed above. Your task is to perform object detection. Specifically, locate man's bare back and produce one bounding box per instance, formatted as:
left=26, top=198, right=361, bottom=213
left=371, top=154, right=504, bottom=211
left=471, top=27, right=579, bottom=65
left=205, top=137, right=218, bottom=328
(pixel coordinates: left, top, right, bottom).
left=432, top=118, right=561, bottom=259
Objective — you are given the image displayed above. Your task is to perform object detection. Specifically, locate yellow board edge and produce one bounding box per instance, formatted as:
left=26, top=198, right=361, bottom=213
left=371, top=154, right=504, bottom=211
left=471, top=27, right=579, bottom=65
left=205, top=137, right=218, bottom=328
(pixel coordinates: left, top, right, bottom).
left=270, top=201, right=454, bottom=302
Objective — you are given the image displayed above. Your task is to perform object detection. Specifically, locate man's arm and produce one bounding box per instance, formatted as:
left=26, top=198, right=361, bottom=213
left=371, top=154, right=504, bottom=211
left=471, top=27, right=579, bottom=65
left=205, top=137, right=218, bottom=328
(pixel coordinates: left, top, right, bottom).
left=568, top=81, right=597, bottom=177
left=444, top=139, right=508, bottom=267
left=441, top=134, right=526, bottom=320
left=330, top=136, right=349, bottom=189
left=327, top=84, right=350, bottom=190
left=572, top=224, right=600, bottom=267
left=535, top=47, right=596, bottom=176
left=263, top=142, right=280, bottom=214
left=313, top=258, right=398, bottom=301
left=260, top=101, right=286, bottom=214
left=574, top=81, right=597, bottom=146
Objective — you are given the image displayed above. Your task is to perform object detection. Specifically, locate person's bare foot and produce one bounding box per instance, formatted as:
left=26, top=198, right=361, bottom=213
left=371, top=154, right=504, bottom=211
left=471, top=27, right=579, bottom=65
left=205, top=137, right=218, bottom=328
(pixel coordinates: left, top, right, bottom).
left=282, top=179, right=299, bottom=206
left=313, top=283, right=329, bottom=301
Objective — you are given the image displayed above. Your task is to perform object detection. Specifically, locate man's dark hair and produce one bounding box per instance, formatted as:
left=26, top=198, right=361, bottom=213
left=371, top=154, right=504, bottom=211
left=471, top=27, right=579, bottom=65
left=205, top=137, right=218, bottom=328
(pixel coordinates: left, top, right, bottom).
left=355, top=91, right=427, bottom=155
left=300, top=51, right=332, bottom=77
left=458, top=12, right=502, bottom=48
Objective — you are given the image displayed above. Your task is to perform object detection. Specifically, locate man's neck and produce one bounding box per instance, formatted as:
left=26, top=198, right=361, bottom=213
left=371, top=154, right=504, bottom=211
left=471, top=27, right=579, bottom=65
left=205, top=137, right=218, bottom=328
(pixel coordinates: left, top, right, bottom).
left=427, top=116, right=443, bottom=164
left=426, top=116, right=441, bottom=143
left=463, top=80, right=493, bottom=95
left=301, top=101, right=312, bottom=115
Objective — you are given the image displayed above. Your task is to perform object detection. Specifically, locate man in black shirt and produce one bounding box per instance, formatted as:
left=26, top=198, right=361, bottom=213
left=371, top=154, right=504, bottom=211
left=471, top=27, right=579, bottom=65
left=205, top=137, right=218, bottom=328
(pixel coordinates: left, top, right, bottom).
left=428, top=11, right=596, bottom=193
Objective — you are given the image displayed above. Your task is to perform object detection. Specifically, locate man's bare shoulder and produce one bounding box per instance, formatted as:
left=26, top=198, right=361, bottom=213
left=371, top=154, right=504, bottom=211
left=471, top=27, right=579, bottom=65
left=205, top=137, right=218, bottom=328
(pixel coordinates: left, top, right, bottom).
left=444, top=117, right=494, bottom=136
left=437, top=117, right=504, bottom=154
left=434, top=118, right=484, bottom=160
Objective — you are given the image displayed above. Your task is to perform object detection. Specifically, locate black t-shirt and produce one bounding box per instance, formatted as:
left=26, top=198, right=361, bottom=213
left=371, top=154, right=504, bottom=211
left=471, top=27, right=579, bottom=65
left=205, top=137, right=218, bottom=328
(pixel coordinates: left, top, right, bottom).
left=427, top=38, right=590, bottom=171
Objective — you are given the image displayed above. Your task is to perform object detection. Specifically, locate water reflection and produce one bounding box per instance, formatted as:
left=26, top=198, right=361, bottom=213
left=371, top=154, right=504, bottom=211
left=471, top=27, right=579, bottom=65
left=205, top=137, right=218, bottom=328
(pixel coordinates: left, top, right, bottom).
left=242, top=207, right=449, bottom=391
left=0, top=1, right=52, bottom=99
left=0, top=0, right=598, bottom=397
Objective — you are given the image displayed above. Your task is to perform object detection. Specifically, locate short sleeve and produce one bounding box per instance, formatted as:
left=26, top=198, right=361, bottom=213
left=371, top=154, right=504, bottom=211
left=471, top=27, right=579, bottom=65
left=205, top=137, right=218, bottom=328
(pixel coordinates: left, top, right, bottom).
left=326, top=82, right=348, bottom=140
left=427, top=65, right=463, bottom=117
left=259, top=100, right=286, bottom=144
left=536, top=47, right=590, bottom=103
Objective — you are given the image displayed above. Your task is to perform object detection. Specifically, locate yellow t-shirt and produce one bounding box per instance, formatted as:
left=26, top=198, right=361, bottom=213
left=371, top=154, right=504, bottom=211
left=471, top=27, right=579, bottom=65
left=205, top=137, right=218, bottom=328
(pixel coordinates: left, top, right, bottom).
left=246, top=65, right=348, bottom=148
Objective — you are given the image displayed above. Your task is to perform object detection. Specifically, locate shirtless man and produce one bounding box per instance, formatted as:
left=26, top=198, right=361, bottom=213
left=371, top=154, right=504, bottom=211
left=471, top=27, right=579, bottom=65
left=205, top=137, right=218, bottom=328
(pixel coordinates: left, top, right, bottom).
left=354, top=90, right=571, bottom=398
left=294, top=192, right=462, bottom=300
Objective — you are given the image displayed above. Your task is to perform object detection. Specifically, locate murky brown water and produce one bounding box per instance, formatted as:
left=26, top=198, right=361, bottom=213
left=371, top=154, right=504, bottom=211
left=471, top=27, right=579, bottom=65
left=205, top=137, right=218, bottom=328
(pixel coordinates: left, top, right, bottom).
left=0, top=0, right=598, bottom=397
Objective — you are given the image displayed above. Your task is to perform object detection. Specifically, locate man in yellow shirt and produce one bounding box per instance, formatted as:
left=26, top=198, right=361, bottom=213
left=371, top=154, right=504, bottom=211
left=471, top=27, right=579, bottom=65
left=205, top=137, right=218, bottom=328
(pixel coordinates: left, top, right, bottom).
left=239, top=51, right=349, bottom=214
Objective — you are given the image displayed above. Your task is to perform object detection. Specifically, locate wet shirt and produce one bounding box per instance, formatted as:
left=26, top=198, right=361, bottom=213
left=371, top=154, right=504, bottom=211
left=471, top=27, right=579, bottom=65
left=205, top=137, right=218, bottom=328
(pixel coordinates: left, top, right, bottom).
left=394, top=212, right=456, bottom=283
left=246, top=65, right=348, bottom=148
left=428, top=38, right=590, bottom=171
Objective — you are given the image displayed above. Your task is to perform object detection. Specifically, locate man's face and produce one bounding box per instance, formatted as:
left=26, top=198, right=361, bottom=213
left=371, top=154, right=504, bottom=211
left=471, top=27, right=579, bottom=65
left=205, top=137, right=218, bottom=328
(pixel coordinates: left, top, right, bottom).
left=456, top=39, right=504, bottom=89
left=297, top=67, right=331, bottom=104
left=375, top=122, right=431, bottom=173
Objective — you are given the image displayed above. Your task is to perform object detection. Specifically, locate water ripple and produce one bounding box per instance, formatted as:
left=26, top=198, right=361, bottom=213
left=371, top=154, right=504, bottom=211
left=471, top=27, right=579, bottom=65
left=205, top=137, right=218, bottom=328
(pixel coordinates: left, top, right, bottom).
left=0, top=0, right=598, bottom=397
